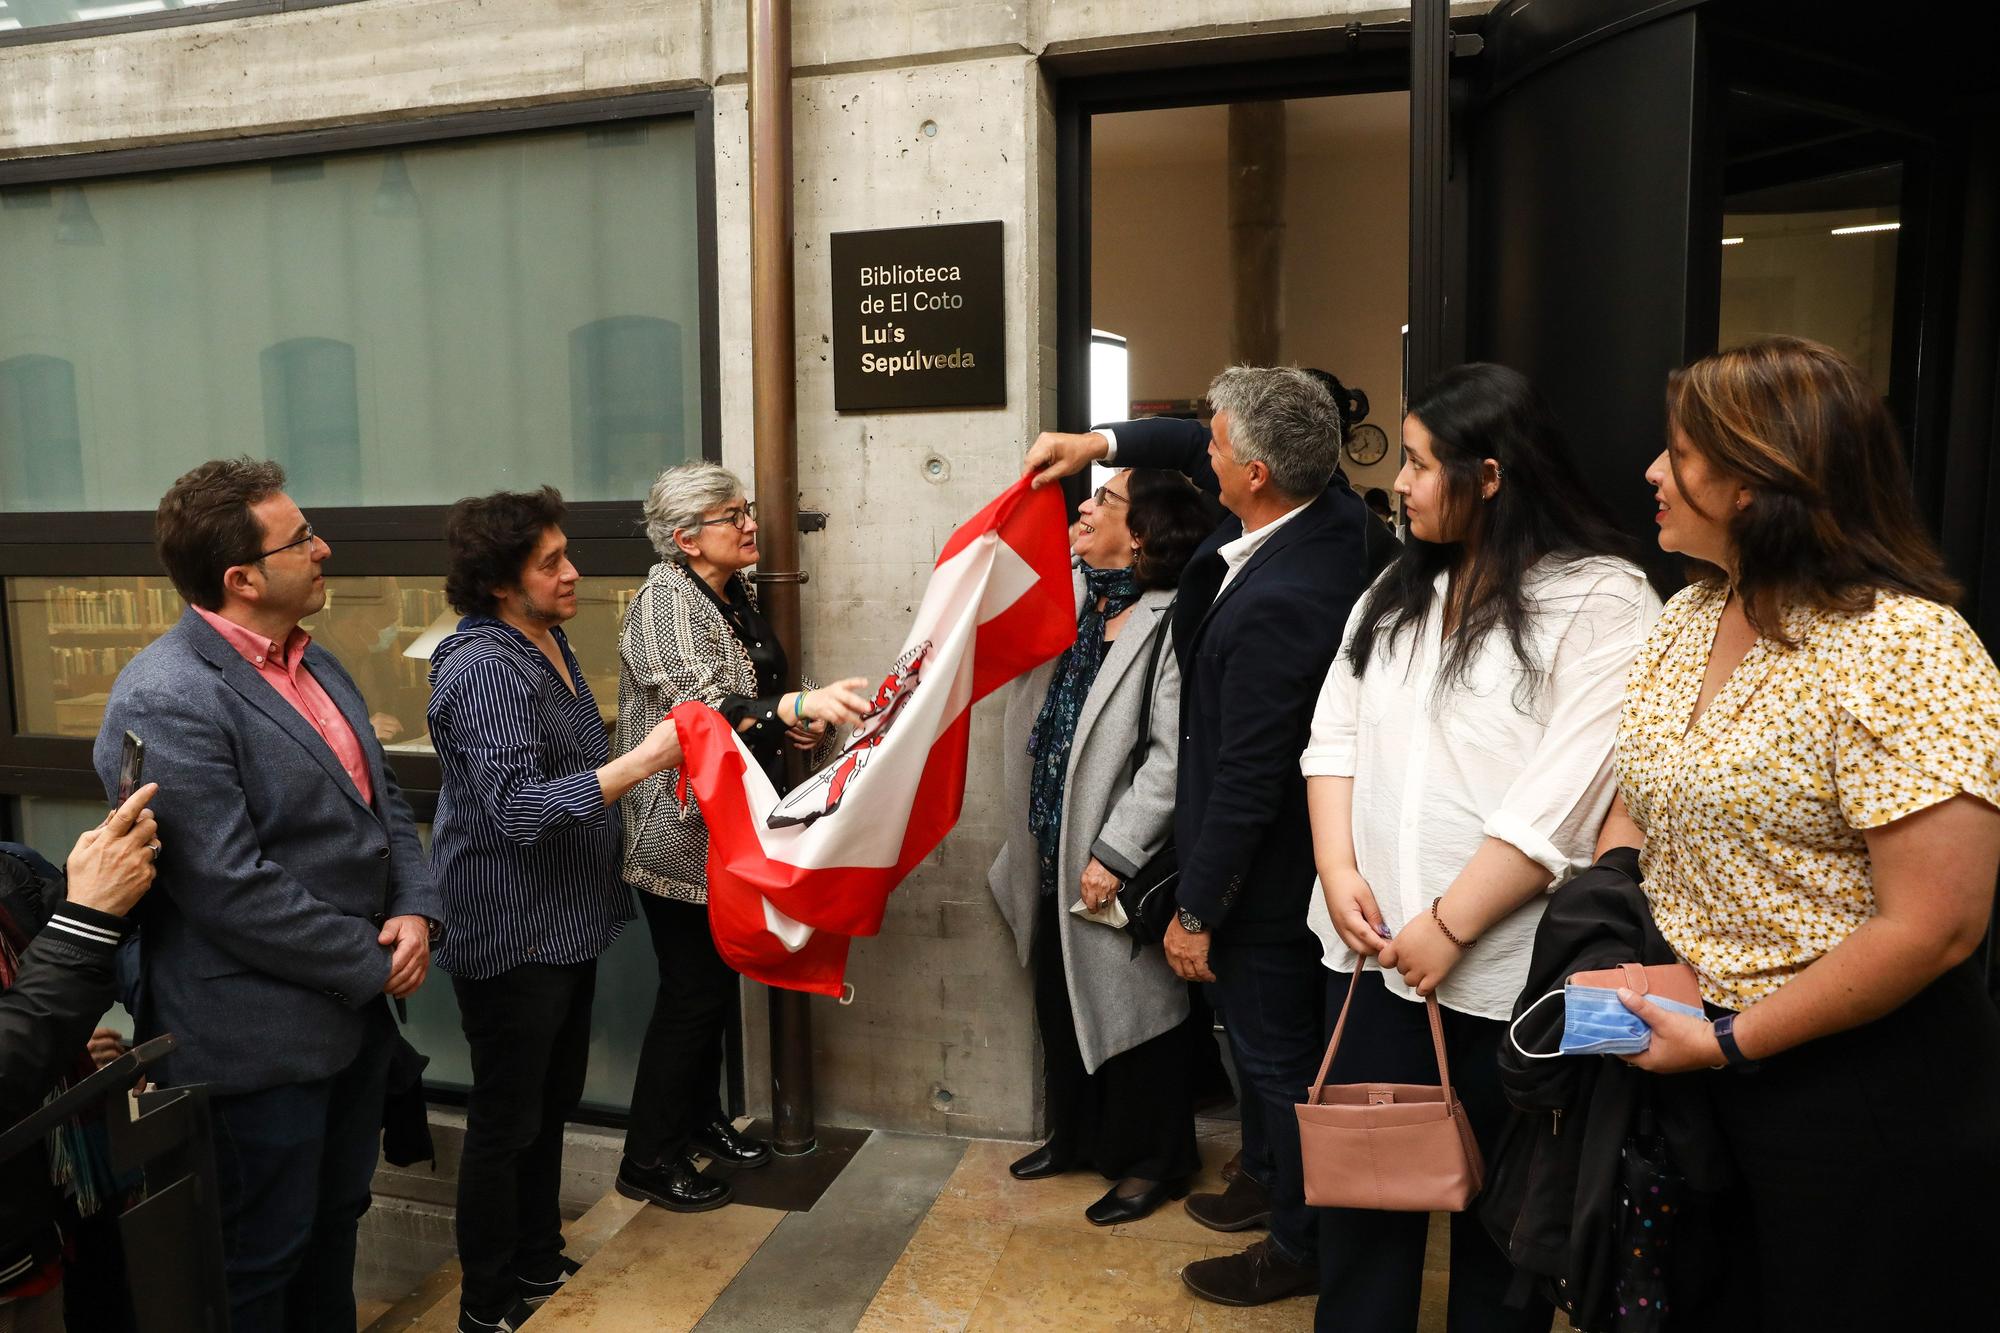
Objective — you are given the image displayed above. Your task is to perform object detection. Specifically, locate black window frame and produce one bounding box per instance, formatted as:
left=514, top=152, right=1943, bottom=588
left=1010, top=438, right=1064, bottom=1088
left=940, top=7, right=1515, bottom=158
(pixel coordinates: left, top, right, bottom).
left=0, top=90, right=722, bottom=817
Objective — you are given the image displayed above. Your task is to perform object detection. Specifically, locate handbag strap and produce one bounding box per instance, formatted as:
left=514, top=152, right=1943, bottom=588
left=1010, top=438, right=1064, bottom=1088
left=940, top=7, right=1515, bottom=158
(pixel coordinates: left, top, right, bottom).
left=1305, top=966, right=1458, bottom=1106
left=1125, top=597, right=1177, bottom=774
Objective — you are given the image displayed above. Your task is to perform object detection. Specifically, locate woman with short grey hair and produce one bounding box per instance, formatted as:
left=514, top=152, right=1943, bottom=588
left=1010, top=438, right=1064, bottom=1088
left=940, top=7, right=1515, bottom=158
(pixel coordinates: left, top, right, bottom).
left=643, top=462, right=741, bottom=565
left=612, top=461, right=870, bottom=1214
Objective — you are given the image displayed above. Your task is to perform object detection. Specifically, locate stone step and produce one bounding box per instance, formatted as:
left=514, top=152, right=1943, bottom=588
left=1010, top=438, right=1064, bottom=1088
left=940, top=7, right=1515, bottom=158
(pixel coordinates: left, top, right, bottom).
left=530, top=1196, right=785, bottom=1332
left=361, top=1189, right=647, bottom=1332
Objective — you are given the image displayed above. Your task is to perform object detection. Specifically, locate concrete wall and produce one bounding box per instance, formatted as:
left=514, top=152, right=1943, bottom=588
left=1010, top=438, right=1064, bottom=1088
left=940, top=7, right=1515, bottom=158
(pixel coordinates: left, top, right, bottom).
left=0, top=0, right=1482, bottom=1137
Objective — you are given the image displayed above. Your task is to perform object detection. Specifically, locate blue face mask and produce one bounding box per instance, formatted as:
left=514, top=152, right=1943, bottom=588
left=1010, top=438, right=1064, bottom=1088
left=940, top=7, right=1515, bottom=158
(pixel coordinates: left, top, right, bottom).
left=1509, top=984, right=1708, bottom=1060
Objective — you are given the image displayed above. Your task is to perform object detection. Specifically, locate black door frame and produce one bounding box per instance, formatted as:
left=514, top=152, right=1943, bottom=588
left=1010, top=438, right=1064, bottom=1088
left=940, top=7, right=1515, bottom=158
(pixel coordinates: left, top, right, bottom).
left=1048, top=28, right=1432, bottom=459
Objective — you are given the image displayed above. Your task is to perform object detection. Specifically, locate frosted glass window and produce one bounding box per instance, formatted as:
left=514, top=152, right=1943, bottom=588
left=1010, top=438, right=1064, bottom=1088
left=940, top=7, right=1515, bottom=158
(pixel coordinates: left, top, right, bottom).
left=0, top=354, right=84, bottom=509
left=263, top=337, right=361, bottom=507
left=0, top=118, right=704, bottom=510
left=0, top=1, right=236, bottom=37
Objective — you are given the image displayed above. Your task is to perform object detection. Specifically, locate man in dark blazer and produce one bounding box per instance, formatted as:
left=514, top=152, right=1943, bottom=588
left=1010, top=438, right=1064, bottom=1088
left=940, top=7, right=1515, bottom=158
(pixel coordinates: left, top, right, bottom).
left=1028, top=367, right=1389, bottom=1307
left=93, top=459, right=439, bottom=1333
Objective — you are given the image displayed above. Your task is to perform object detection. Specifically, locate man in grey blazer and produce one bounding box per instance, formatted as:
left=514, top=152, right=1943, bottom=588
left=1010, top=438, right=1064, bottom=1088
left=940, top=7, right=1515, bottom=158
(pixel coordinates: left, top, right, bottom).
left=92, top=458, right=439, bottom=1333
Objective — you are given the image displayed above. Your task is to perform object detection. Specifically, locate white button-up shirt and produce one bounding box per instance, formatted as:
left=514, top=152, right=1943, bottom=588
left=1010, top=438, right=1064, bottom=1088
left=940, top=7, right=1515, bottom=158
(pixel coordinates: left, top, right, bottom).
left=1300, top=555, right=1661, bottom=1019
left=1214, top=499, right=1312, bottom=599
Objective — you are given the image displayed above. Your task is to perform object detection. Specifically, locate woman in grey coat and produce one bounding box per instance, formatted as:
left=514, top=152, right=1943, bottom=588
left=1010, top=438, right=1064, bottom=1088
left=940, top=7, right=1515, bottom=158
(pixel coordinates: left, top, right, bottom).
left=989, top=468, right=1214, bottom=1225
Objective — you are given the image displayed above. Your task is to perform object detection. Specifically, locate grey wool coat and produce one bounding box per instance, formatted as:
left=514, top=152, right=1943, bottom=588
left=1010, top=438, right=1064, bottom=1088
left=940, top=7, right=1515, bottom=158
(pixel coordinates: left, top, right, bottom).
left=988, top=582, right=1187, bottom=1074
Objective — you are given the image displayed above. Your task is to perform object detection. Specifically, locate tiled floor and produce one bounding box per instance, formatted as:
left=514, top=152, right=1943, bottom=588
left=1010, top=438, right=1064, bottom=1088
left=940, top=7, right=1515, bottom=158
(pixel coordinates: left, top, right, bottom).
left=365, top=1125, right=1568, bottom=1332
left=856, top=1132, right=1314, bottom=1333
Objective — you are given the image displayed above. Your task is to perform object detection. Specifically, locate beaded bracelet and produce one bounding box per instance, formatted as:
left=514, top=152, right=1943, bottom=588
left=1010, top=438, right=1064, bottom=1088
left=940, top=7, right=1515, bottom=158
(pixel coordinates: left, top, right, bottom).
left=1429, top=896, right=1475, bottom=950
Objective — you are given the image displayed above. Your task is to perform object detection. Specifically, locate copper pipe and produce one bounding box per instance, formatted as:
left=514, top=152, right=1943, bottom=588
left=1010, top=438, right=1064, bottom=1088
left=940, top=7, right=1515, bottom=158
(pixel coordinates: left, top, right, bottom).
left=747, top=0, right=817, bottom=1157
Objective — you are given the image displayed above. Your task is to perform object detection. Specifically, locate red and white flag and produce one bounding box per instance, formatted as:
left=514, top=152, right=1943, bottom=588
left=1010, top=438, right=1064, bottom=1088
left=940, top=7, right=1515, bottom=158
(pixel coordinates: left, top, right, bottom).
left=670, top=476, right=1076, bottom=995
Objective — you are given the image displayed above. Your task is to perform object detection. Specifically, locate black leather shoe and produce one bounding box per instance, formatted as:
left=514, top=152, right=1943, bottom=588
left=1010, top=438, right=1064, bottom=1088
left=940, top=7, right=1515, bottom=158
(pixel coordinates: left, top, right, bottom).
left=1184, top=1170, right=1271, bottom=1232
left=615, top=1153, right=732, bottom=1212
left=691, top=1120, right=771, bottom=1169
left=1085, top=1177, right=1190, bottom=1226
left=1008, top=1142, right=1070, bottom=1180
left=1180, top=1237, right=1317, bottom=1306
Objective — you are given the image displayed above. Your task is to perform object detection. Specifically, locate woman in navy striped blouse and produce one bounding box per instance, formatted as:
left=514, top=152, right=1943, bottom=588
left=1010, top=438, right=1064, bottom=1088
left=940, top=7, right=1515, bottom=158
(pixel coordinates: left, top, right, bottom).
left=427, top=486, right=684, bottom=1333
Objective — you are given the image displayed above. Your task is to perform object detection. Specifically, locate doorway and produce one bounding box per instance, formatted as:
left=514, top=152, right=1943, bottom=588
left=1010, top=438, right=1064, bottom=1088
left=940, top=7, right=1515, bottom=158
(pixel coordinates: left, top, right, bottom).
left=1085, top=92, right=1410, bottom=508
left=1050, top=30, right=1417, bottom=512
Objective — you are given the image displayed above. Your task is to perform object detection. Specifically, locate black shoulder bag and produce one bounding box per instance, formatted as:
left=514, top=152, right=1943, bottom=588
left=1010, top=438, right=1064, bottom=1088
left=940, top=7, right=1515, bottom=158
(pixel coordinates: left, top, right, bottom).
left=1115, top=600, right=1180, bottom=945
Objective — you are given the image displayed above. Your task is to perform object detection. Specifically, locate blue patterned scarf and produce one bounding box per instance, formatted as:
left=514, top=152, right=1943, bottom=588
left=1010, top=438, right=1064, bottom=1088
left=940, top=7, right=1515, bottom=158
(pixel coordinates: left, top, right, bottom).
left=1026, top=564, right=1143, bottom=895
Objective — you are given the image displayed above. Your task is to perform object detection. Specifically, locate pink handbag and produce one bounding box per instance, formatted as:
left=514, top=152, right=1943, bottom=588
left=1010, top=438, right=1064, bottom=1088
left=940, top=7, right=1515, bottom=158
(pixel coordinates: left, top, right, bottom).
left=1295, top=968, right=1485, bottom=1212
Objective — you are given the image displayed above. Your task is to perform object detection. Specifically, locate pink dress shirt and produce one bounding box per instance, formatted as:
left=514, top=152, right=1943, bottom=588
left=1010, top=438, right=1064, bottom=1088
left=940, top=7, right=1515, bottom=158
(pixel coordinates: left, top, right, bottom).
left=194, top=606, right=375, bottom=806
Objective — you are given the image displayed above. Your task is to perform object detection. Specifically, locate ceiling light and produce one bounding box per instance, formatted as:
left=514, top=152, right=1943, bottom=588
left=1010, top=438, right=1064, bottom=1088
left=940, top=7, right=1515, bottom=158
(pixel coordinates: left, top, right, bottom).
left=1721, top=236, right=1744, bottom=246
left=1830, top=221, right=1900, bottom=236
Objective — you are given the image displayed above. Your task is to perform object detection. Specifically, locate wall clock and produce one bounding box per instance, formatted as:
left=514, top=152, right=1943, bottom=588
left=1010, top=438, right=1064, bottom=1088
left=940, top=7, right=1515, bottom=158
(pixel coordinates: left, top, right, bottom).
left=1345, top=422, right=1390, bottom=467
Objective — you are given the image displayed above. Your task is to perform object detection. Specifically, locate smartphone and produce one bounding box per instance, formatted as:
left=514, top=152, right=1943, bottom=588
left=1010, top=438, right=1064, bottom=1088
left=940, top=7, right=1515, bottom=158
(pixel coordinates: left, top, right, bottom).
left=117, top=729, right=145, bottom=803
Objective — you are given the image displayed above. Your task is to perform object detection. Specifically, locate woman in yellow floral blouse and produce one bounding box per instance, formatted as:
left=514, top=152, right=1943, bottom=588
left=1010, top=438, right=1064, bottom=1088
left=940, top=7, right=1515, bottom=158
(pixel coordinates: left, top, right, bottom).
left=1600, top=337, right=2000, bottom=1330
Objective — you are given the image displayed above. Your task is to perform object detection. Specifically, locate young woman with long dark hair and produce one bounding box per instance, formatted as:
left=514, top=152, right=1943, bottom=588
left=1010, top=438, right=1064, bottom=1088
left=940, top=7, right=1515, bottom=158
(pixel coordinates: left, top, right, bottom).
left=1605, top=337, right=2000, bottom=1330
left=1303, top=362, right=1659, bottom=1331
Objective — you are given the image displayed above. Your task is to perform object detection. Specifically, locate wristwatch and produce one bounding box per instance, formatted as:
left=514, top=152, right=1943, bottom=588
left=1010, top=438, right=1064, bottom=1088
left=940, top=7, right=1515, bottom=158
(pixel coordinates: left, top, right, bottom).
left=1177, top=908, right=1208, bottom=935
left=1711, top=1013, right=1758, bottom=1071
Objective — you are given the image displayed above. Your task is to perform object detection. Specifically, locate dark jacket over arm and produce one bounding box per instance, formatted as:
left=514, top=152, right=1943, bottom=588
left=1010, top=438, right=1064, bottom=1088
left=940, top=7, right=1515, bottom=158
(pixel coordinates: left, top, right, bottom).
left=1479, top=849, right=1731, bottom=1329
left=0, top=897, right=129, bottom=1129
left=1100, top=415, right=1221, bottom=495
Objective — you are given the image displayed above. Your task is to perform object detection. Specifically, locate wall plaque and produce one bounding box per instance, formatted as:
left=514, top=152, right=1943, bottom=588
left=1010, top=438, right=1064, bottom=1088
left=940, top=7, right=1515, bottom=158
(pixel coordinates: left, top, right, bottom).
left=830, top=220, right=1005, bottom=411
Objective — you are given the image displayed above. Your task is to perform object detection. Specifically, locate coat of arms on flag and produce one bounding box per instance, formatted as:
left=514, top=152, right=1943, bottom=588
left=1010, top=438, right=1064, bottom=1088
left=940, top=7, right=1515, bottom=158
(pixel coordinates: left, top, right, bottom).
left=669, top=476, right=1077, bottom=995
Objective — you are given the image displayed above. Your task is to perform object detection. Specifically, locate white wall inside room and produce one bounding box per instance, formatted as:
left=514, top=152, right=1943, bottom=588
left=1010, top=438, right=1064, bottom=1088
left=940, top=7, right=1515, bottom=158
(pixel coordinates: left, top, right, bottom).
left=1719, top=207, right=1899, bottom=395
left=1090, top=92, right=1410, bottom=495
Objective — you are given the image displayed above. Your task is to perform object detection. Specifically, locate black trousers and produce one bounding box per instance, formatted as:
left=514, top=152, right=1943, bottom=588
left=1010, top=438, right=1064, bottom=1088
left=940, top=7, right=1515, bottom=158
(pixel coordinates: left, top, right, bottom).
left=1314, top=969, right=1551, bottom=1333
left=623, top=893, right=735, bottom=1165
left=451, top=960, right=595, bottom=1314
left=1211, top=931, right=1325, bottom=1266
left=207, top=1001, right=397, bottom=1333
left=1031, top=894, right=1201, bottom=1183
left=1692, top=961, right=2000, bottom=1331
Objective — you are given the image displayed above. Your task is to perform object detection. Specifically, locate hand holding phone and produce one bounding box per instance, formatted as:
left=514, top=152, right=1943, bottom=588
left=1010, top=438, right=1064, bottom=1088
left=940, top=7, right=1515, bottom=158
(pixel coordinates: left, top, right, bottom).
left=117, top=730, right=146, bottom=804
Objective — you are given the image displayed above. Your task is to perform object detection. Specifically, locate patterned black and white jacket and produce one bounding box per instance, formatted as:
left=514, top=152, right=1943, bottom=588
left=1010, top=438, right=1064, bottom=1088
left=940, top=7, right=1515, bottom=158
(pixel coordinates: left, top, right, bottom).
left=614, top=561, right=833, bottom=903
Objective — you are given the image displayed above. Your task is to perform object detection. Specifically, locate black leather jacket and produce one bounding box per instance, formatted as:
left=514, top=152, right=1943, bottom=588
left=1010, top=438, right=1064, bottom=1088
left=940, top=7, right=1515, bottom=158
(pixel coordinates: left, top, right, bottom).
left=0, top=844, right=132, bottom=1292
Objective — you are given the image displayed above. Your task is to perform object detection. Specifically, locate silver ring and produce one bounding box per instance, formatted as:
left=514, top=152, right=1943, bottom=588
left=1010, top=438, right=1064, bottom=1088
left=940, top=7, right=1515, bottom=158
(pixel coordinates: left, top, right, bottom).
left=147, top=840, right=161, bottom=859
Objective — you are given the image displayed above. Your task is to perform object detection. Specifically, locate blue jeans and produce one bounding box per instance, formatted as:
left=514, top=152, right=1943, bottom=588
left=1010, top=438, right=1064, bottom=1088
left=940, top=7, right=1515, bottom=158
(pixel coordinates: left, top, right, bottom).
left=208, top=1001, right=395, bottom=1333
left=1210, top=932, right=1324, bottom=1265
